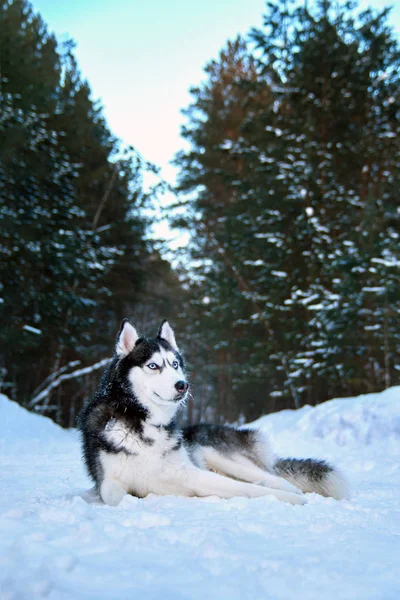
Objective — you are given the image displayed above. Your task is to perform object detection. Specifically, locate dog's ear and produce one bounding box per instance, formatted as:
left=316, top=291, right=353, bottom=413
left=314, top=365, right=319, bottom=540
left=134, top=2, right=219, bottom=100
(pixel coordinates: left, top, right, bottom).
left=115, top=319, right=139, bottom=357
left=157, top=320, right=179, bottom=352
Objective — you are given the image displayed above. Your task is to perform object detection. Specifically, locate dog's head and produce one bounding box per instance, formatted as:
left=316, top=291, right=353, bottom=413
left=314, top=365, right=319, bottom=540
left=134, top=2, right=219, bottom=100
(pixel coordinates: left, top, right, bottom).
left=113, top=319, right=188, bottom=417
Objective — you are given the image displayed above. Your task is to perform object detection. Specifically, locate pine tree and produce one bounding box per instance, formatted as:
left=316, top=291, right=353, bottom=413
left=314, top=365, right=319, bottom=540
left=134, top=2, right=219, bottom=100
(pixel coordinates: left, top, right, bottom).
left=51, top=47, right=149, bottom=354
left=174, top=1, right=400, bottom=420
left=0, top=88, right=94, bottom=400
left=174, top=37, right=290, bottom=420
left=249, top=0, right=400, bottom=399
left=0, top=0, right=152, bottom=424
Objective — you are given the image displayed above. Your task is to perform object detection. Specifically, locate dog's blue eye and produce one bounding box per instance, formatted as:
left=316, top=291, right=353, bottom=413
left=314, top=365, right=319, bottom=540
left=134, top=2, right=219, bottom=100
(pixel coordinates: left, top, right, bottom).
left=147, top=363, right=158, bottom=370
left=172, top=360, right=179, bottom=369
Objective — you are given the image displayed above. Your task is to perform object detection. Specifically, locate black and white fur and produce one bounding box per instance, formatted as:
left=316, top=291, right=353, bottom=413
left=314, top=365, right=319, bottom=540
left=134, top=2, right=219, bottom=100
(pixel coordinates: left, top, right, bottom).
left=79, top=320, right=349, bottom=506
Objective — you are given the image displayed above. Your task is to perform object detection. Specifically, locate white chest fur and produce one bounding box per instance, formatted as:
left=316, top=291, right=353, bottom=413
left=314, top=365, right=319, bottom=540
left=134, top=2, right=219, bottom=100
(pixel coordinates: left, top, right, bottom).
left=100, top=418, right=192, bottom=498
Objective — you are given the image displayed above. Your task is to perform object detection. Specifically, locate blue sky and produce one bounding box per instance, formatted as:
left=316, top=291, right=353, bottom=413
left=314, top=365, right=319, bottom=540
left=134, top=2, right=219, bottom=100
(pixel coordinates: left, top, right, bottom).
left=32, top=0, right=266, bottom=182
left=31, top=0, right=400, bottom=183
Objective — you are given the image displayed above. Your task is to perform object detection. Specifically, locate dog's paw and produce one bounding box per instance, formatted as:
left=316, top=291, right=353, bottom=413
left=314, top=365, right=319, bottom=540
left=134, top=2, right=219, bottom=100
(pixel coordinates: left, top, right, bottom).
left=100, top=480, right=126, bottom=506
left=275, top=489, right=306, bottom=505
left=259, top=476, right=302, bottom=495
left=274, top=480, right=302, bottom=495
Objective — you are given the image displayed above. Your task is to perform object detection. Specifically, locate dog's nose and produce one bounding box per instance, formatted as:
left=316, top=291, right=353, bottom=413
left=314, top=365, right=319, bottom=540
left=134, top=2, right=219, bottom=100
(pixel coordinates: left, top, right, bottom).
left=175, top=380, right=188, bottom=393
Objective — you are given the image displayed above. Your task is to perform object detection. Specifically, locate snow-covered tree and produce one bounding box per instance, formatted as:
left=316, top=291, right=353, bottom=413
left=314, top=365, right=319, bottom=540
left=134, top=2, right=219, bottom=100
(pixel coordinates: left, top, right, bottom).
left=174, top=0, right=400, bottom=418
left=0, top=1, right=151, bottom=423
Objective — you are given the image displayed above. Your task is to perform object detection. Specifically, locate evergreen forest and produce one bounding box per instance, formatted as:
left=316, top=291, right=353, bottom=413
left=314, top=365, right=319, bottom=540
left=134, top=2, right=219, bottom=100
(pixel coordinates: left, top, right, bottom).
left=1, top=0, right=399, bottom=426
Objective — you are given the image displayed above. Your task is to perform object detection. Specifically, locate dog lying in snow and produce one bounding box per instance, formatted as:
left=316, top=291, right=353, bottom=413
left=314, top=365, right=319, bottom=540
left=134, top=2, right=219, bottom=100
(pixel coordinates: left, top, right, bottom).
left=79, top=320, right=349, bottom=506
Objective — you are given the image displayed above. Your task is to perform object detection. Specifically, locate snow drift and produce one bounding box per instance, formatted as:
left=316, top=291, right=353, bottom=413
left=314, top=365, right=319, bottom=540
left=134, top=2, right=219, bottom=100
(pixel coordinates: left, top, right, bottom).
left=0, top=393, right=70, bottom=444
left=250, top=386, right=400, bottom=446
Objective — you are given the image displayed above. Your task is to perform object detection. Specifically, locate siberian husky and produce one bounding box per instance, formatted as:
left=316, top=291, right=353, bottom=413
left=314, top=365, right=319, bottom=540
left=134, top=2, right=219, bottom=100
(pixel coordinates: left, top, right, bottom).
left=79, top=320, right=348, bottom=506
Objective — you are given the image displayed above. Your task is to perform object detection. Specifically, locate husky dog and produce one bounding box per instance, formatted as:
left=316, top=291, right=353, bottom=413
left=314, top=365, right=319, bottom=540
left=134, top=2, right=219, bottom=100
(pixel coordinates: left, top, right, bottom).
left=79, top=320, right=348, bottom=506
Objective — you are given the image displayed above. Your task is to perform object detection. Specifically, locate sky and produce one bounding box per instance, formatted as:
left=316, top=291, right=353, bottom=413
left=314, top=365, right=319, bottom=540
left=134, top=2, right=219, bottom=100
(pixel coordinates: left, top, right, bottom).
left=31, top=0, right=400, bottom=184
left=32, top=0, right=266, bottom=184
left=31, top=0, right=400, bottom=246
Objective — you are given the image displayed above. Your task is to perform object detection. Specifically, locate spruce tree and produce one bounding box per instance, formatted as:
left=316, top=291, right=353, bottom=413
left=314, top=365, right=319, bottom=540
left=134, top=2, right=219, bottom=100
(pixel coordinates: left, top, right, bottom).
left=174, top=1, right=400, bottom=419
left=0, top=0, right=151, bottom=423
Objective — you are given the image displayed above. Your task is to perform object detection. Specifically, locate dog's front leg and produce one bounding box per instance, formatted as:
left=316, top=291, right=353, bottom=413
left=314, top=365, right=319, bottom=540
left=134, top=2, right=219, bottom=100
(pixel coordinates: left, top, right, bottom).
left=100, top=479, right=127, bottom=506
left=174, top=467, right=305, bottom=505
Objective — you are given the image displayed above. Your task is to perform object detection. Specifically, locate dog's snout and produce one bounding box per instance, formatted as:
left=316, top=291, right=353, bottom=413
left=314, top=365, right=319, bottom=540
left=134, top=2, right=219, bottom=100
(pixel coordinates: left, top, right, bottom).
left=175, top=380, right=188, bottom=394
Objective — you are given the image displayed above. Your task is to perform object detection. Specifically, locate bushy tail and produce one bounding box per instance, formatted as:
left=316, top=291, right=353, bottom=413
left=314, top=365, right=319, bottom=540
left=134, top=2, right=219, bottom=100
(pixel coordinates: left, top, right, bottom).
left=274, top=458, right=349, bottom=500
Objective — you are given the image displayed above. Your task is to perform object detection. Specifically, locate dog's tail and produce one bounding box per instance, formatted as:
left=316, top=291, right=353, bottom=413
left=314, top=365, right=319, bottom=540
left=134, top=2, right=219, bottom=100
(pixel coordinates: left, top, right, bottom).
left=273, top=457, right=349, bottom=500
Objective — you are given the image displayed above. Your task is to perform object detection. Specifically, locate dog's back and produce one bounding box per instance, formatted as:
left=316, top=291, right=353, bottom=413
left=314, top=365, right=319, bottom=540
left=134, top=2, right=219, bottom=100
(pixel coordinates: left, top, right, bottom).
left=183, top=424, right=349, bottom=500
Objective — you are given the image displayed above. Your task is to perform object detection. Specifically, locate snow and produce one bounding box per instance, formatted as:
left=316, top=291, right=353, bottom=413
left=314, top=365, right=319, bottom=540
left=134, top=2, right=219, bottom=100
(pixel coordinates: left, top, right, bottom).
left=244, top=259, right=265, bottom=267
left=271, top=270, right=287, bottom=278
left=259, top=153, right=274, bottom=164
left=371, top=257, right=400, bottom=268
left=22, top=325, right=42, bottom=335
left=362, top=286, right=386, bottom=293
left=220, top=139, right=233, bottom=150
left=1, top=388, right=400, bottom=599
left=29, top=359, right=110, bottom=408
left=0, top=394, right=69, bottom=444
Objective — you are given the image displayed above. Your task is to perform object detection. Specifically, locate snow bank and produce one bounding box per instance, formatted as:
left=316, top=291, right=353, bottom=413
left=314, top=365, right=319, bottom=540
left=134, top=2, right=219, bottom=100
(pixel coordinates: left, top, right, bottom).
left=0, top=393, right=71, bottom=449
left=250, top=386, right=400, bottom=446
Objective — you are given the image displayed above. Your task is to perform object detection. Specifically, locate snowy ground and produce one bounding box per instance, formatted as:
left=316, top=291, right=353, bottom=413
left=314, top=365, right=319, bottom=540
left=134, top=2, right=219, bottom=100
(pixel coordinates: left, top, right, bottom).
left=1, top=389, right=400, bottom=600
